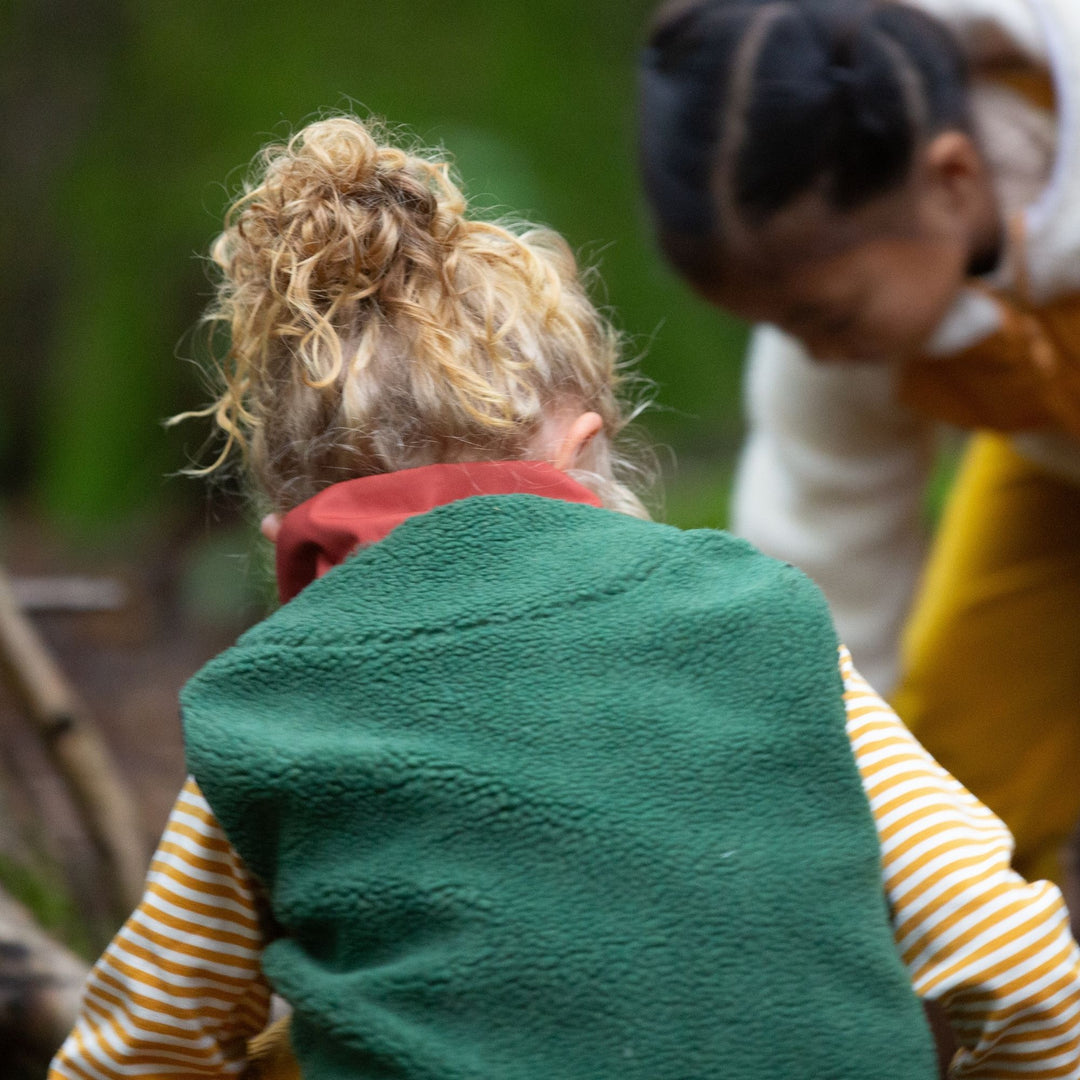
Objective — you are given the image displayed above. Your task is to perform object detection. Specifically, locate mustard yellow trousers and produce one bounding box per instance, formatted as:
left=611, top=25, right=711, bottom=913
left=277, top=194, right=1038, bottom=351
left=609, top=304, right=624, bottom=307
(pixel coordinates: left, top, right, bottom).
left=892, top=434, right=1080, bottom=886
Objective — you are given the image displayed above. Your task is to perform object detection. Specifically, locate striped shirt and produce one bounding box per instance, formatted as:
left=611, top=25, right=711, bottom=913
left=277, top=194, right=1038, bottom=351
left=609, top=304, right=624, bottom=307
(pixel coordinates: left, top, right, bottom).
left=48, top=649, right=1080, bottom=1079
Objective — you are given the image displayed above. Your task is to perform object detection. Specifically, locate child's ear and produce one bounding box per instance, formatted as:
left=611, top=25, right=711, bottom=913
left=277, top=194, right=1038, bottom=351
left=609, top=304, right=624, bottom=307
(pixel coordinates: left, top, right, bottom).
left=260, top=514, right=282, bottom=544
left=922, top=131, right=992, bottom=229
left=554, top=412, right=604, bottom=472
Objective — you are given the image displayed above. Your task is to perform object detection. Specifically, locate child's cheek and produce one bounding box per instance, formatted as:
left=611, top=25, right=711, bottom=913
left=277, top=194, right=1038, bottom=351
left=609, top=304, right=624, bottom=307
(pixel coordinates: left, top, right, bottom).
left=877, top=266, right=966, bottom=359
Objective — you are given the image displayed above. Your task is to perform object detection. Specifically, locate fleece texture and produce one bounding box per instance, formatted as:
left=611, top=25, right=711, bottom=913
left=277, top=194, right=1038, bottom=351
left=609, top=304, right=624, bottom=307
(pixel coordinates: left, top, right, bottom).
left=182, top=495, right=936, bottom=1080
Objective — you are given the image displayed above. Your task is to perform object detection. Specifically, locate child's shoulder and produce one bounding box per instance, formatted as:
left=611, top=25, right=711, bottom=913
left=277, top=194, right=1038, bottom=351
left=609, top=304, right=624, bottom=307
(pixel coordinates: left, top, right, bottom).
left=225, top=493, right=831, bottom=660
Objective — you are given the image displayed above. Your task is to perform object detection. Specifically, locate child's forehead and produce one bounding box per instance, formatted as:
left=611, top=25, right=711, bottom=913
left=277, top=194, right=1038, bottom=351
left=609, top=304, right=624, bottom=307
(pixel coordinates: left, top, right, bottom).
left=705, top=219, right=932, bottom=326
left=704, top=259, right=858, bottom=327
left=725, top=183, right=927, bottom=268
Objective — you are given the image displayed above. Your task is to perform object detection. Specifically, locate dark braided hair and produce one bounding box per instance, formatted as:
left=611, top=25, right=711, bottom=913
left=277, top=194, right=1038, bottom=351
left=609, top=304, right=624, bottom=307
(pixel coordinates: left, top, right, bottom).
left=638, top=0, right=972, bottom=278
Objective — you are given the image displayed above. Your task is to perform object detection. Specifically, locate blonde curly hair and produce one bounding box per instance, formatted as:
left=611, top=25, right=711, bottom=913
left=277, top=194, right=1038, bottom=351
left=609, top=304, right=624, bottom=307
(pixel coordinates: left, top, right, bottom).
left=177, top=115, right=650, bottom=517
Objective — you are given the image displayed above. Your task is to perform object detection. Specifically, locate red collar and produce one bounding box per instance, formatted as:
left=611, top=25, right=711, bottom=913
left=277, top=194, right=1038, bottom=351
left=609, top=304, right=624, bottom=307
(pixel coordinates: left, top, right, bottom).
left=275, top=460, right=603, bottom=602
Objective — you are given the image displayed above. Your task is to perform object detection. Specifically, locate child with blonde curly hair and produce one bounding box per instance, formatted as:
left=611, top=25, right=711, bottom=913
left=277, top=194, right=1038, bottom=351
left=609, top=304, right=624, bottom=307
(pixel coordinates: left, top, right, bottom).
left=189, top=116, right=647, bottom=523
left=49, top=114, right=1080, bottom=1080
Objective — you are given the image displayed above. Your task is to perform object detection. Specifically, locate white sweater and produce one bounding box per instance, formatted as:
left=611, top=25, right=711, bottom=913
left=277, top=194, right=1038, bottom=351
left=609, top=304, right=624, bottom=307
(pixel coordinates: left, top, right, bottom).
left=733, top=0, right=1080, bottom=692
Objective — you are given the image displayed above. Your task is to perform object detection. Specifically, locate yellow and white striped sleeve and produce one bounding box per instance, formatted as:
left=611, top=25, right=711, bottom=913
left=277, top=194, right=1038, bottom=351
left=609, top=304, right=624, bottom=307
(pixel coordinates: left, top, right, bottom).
left=48, top=777, right=271, bottom=1080
left=841, top=646, right=1080, bottom=1079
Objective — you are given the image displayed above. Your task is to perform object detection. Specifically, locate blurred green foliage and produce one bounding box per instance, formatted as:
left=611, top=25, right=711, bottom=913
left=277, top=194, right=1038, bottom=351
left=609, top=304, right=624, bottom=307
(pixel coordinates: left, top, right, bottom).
left=0, top=851, right=93, bottom=959
left=3, top=0, right=748, bottom=536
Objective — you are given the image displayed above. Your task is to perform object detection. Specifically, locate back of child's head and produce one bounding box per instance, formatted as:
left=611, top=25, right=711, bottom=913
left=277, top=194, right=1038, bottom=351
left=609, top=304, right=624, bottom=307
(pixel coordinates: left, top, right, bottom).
left=638, top=0, right=972, bottom=280
left=184, top=115, right=647, bottom=517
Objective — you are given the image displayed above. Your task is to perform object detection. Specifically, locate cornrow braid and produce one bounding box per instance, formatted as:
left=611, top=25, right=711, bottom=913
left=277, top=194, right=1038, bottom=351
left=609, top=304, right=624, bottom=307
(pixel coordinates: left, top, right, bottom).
left=639, top=0, right=972, bottom=276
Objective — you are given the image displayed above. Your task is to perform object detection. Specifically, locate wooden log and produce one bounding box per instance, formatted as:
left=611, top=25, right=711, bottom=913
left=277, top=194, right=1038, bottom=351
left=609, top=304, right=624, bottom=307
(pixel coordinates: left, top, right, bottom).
left=0, top=883, right=88, bottom=1077
left=0, top=565, right=147, bottom=917
left=9, top=576, right=127, bottom=614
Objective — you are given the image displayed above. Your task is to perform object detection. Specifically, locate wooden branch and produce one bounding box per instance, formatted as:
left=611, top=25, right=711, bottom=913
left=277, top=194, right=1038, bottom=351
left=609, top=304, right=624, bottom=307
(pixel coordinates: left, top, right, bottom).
left=0, top=883, right=88, bottom=1076
left=0, top=565, right=147, bottom=916
left=9, top=576, right=126, bottom=614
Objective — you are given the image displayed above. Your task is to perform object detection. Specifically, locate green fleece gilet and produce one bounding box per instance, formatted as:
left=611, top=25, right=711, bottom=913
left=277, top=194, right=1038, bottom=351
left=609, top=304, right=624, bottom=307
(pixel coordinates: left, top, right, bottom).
left=182, top=495, right=936, bottom=1080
